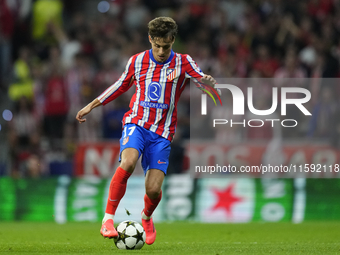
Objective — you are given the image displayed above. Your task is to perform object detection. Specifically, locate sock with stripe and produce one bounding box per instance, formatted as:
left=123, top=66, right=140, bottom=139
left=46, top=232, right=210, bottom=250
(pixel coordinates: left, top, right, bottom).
left=104, top=167, right=131, bottom=221
left=143, top=190, right=162, bottom=218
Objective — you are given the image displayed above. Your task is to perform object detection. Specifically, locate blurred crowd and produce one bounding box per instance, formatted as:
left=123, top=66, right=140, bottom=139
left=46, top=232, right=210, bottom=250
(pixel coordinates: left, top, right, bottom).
left=1, top=0, right=340, bottom=177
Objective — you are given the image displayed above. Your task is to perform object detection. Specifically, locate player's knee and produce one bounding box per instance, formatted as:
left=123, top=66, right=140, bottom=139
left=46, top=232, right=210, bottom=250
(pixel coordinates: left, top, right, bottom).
left=120, top=158, right=136, bottom=173
left=146, top=187, right=161, bottom=199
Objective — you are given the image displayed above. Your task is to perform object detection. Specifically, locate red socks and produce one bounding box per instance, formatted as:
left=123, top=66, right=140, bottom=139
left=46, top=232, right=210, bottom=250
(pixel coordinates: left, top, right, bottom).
left=105, top=166, right=162, bottom=217
left=143, top=190, right=162, bottom=217
left=105, top=167, right=131, bottom=215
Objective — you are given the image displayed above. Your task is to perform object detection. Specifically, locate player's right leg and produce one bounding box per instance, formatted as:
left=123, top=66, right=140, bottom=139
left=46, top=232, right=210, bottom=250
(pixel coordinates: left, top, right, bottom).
left=101, top=124, right=145, bottom=238
left=100, top=147, right=139, bottom=238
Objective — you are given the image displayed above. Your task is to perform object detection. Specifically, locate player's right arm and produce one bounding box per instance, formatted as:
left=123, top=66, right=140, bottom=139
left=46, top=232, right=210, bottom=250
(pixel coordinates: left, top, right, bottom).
left=76, top=98, right=102, bottom=123
left=76, top=55, right=136, bottom=124
left=97, top=56, right=135, bottom=105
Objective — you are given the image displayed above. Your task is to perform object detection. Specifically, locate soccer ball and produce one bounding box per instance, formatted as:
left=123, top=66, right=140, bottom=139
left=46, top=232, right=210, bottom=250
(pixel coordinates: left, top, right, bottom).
left=114, top=220, right=146, bottom=250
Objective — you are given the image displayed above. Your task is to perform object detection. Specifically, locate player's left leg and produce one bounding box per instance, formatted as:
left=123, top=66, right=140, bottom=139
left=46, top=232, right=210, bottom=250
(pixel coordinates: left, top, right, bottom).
left=142, top=169, right=165, bottom=245
left=139, top=129, right=171, bottom=244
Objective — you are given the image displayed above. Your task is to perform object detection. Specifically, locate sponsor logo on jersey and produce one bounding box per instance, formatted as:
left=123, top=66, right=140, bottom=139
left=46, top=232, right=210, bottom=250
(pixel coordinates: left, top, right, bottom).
left=157, top=160, right=167, bottom=164
left=167, top=68, right=177, bottom=81
left=140, top=101, right=168, bottom=109
left=148, top=82, right=161, bottom=101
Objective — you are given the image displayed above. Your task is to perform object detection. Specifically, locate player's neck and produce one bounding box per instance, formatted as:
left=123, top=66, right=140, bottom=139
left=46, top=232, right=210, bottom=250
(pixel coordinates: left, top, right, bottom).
left=150, top=49, right=174, bottom=65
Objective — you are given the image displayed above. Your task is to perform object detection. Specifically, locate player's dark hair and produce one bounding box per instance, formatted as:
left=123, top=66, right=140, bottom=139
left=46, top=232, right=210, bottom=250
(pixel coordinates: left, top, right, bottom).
left=148, top=17, right=178, bottom=41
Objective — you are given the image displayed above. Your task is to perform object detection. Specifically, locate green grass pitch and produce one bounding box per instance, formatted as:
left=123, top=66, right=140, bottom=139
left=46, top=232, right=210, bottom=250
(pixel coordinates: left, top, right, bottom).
left=0, top=222, right=339, bottom=254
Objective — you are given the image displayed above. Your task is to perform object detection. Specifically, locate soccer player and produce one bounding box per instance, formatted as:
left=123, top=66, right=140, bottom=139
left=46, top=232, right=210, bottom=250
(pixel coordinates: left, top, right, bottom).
left=75, top=17, right=216, bottom=245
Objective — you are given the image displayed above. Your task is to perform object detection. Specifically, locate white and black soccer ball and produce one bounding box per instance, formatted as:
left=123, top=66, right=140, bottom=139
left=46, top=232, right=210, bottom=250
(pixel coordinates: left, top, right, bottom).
left=114, top=220, right=146, bottom=250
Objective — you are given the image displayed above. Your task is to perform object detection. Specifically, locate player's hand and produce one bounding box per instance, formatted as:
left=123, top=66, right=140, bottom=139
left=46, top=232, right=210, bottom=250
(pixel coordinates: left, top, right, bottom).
left=76, top=99, right=102, bottom=123
left=200, top=74, right=216, bottom=87
left=200, top=75, right=221, bottom=95
left=76, top=105, right=91, bottom=124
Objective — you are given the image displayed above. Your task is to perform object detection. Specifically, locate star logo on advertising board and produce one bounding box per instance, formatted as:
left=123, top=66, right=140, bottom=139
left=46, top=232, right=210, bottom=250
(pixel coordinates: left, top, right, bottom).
left=211, top=183, right=243, bottom=216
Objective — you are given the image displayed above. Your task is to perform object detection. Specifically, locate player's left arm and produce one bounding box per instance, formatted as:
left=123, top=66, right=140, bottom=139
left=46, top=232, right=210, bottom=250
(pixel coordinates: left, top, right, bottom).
left=200, top=74, right=216, bottom=88
left=183, top=55, right=219, bottom=92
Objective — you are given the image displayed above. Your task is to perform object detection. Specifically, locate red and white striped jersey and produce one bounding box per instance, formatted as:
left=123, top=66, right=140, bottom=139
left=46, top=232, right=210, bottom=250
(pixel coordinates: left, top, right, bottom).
left=97, top=49, right=204, bottom=141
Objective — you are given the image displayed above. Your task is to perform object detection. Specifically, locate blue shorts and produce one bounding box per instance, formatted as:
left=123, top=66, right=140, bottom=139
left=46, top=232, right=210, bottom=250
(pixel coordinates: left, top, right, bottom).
left=119, top=123, right=171, bottom=175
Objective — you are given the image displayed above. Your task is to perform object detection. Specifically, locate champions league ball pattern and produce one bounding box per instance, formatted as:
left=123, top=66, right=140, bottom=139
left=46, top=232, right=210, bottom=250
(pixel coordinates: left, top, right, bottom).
left=114, top=220, right=146, bottom=250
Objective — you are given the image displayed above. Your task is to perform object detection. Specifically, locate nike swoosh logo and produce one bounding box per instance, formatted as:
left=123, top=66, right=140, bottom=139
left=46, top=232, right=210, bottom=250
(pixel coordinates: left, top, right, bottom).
left=139, top=74, right=147, bottom=77
left=109, top=198, right=118, bottom=201
left=157, top=160, right=166, bottom=164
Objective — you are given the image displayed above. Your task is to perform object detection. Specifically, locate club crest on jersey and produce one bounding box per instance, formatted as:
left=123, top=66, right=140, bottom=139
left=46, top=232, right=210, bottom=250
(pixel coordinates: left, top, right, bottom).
left=167, top=68, right=177, bottom=81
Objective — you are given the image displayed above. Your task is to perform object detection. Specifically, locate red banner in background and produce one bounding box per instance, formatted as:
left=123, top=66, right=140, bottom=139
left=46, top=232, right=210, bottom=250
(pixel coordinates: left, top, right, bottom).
left=74, top=142, right=121, bottom=177
left=74, top=141, right=340, bottom=177
left=74, top=142, right=145, bottom=177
